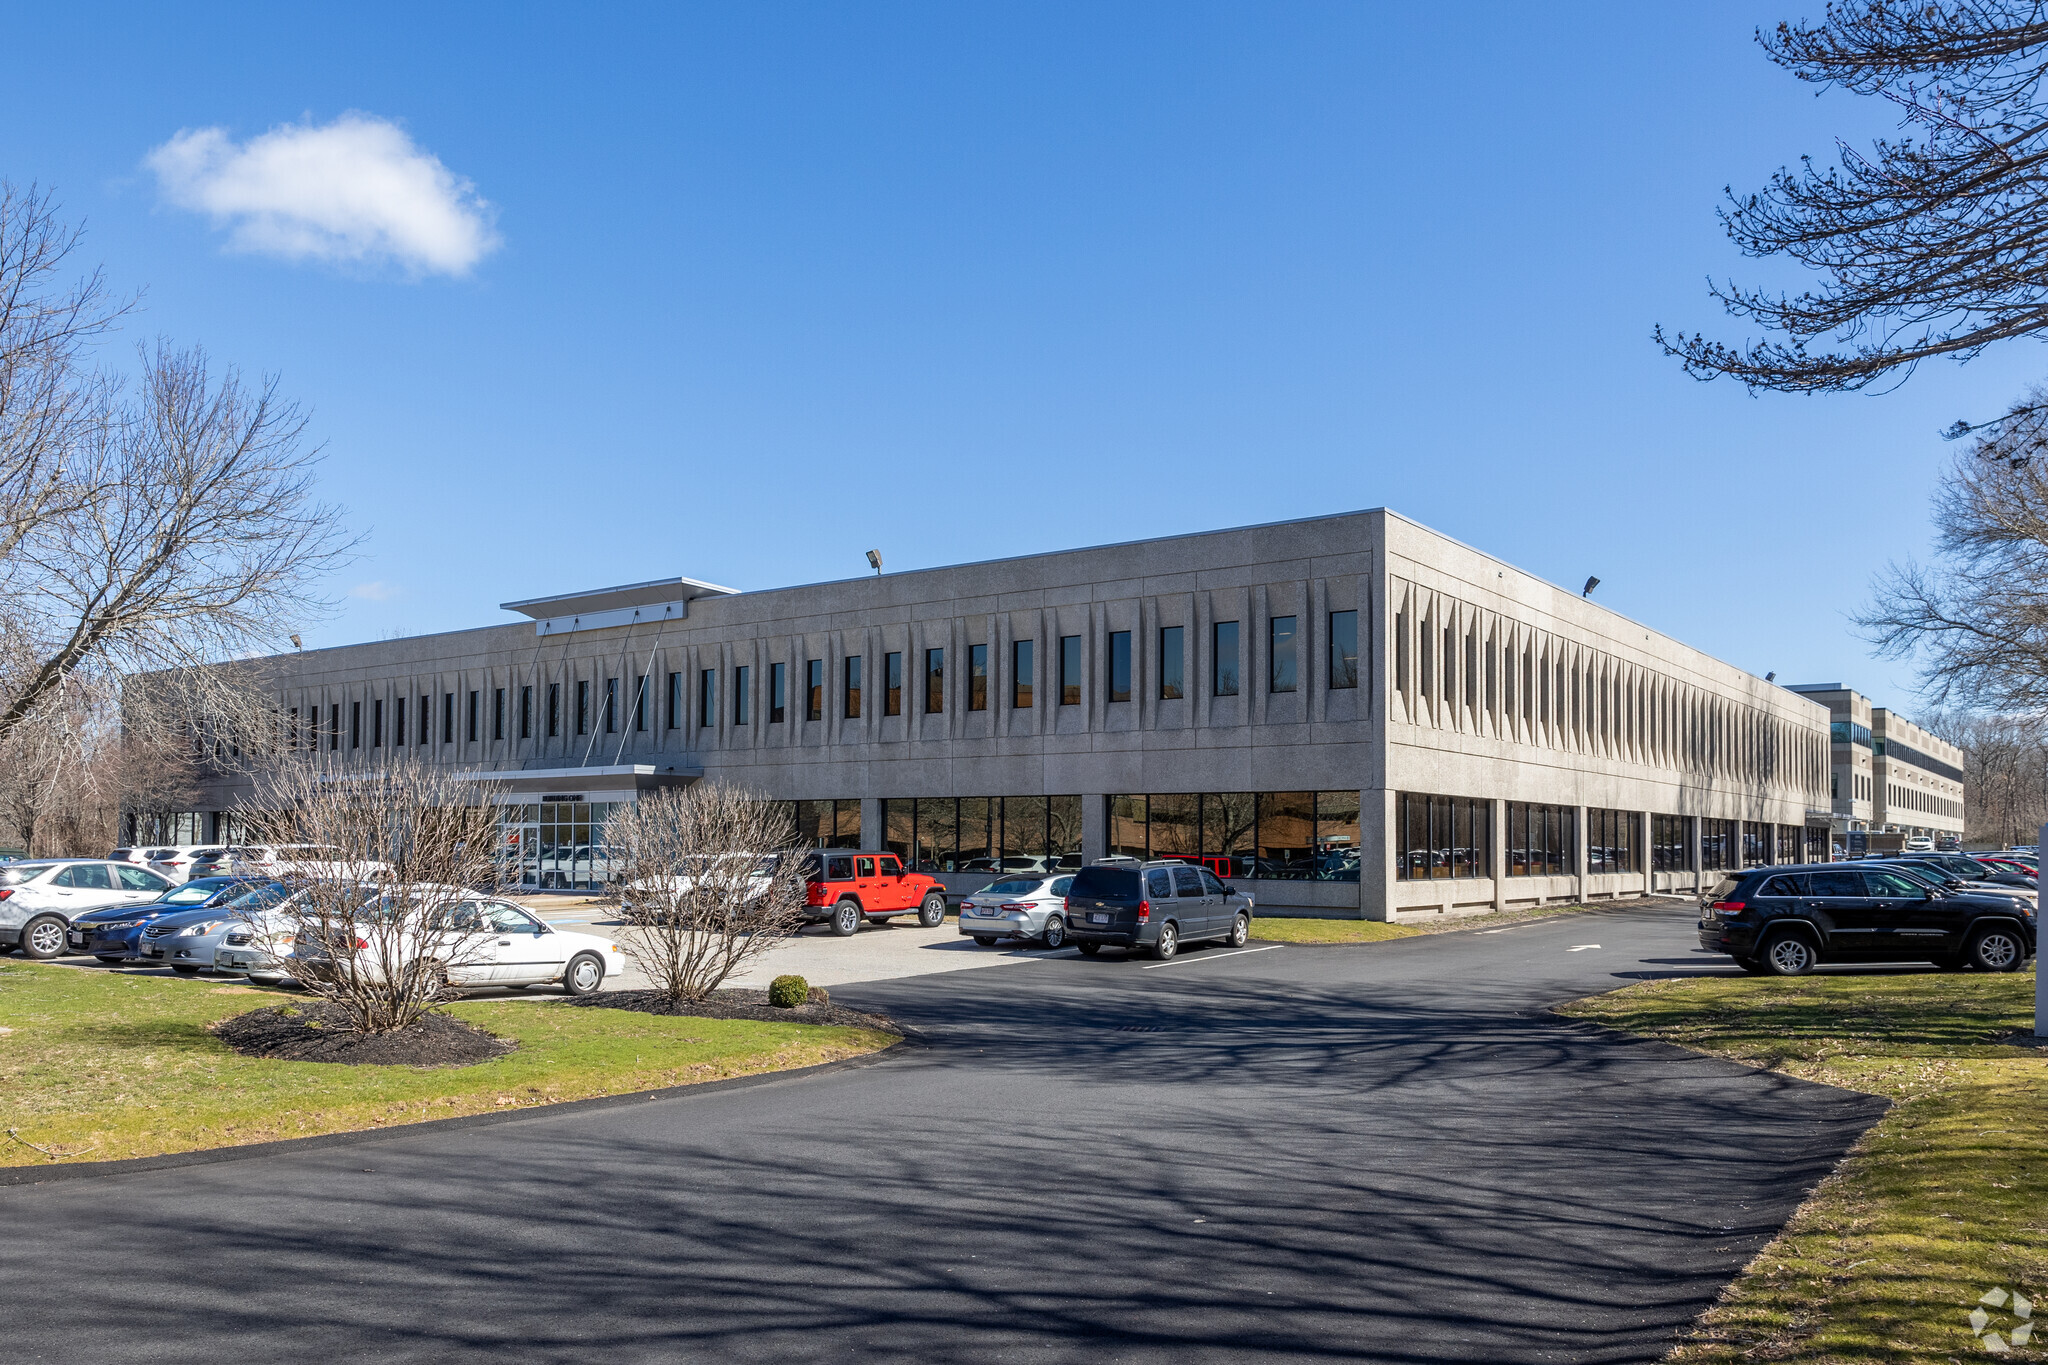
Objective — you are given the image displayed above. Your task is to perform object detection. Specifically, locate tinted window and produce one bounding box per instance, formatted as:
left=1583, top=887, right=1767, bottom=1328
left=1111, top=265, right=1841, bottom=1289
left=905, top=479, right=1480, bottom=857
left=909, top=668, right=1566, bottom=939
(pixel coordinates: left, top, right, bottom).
left=878, top=856, right=903, bottom=876
left=986, top=879, right=1045, bottom=896
left=56, top=864, right=112, bottom=889
left=1146, top=869, right=1175, bottom=899
left=1070, top=867, right=1139, bottom=900
left=825, top=856, right=855, bottom=881
left=1808, top=870, right=1865, bottom=896
left=1172, top=867, right=1205, bottom=897
left=856, top=857, right=876, bottom=878
left=118, top=866, right=170, bottom=892
left=1760, top=876, right=1803, bottom=897
left=1050, top=876, right=1074, bottom=895
left=0, top=866, right=51, bottom=887
left=1867, top=870, right=1930, bottom=896
left=1200, top=869, right=1228, bottom=895
left=1706, top=876, right=1743, bottom=901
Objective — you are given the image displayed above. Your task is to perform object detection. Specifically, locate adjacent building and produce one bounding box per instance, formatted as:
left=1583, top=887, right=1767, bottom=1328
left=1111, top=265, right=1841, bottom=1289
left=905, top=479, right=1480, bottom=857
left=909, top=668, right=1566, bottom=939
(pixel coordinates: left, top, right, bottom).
left=166, top=509, right=1838, bottom=920
left=1786, top=684, right=1965, bottom=850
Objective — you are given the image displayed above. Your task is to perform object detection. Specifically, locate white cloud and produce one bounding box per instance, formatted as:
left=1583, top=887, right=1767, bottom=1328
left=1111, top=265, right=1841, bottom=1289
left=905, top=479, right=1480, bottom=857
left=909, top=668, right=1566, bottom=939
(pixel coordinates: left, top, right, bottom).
left=146, top=113, right=498, bottom=276
left=348, top=580, right=403, bottom=601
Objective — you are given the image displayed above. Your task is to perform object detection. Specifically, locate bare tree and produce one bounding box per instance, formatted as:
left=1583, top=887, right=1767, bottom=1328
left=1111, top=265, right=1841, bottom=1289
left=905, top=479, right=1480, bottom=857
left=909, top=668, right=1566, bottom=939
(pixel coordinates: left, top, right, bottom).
left=607, top=785, right=809, bottom=1002
left=1922, top=708, right=2048, bottom=845
left=242, top=756, right=506, bottom=1034
left=0, top=183, right=356, bottom=752
left=1658, top=2, right=2048, bottom=403
left=1860, top=393, right=2048, bottom=708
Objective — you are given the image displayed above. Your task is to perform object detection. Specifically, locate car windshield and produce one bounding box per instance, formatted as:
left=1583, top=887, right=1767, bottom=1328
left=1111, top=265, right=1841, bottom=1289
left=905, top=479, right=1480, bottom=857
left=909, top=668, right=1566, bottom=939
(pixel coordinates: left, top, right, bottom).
left=984, top=879, right=1045, bottom=896
left=223, top=883, right=287, bottom=910
left=160, top=883, right=226, bottom=904
left=1069, top=867, right=1140, bottom=899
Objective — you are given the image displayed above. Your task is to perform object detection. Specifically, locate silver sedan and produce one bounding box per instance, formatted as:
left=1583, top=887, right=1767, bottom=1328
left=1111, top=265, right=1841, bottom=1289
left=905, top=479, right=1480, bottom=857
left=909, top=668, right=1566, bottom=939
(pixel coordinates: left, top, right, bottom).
left=957, top=875, right=1075, bottom=949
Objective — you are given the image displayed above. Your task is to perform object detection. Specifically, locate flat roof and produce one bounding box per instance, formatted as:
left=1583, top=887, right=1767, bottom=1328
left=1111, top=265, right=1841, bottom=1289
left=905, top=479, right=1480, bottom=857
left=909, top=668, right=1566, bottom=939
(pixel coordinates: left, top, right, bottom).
left=500, top=576, right=738, bottom=619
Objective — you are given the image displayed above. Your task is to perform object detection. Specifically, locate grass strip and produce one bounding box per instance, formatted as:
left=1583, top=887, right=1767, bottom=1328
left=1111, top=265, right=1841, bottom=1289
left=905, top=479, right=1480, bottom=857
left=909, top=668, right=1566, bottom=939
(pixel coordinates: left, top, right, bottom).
left=0, top=961, right=895, bottom=1166
left=1253, top=900, right=1617, bottom=944
left=1560, top=968, right=2047, bottom=1362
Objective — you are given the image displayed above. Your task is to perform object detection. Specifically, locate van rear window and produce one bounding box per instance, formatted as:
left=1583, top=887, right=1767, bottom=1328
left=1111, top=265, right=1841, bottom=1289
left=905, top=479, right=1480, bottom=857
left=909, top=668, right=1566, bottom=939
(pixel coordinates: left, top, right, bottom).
left=1069, top=867, right=1140, bottom=900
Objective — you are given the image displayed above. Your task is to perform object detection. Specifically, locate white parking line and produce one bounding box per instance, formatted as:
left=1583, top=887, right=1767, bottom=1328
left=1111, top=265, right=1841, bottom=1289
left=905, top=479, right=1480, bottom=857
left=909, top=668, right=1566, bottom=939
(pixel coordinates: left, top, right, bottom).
left=1567, top=944, right=1601, bottom=952
left=1139, top=944, right=1283, bottom=970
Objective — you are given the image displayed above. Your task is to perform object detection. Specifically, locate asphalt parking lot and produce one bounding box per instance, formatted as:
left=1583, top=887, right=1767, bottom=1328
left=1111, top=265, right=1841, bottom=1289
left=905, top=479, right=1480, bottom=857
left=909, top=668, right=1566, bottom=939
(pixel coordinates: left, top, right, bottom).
left=0, top=902, right=1887, bottom=1363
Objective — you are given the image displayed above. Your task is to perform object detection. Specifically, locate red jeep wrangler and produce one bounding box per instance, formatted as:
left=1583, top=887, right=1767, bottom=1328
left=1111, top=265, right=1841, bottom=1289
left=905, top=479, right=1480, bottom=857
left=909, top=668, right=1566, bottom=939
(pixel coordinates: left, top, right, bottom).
left=801, top=850, right=949, bottom=937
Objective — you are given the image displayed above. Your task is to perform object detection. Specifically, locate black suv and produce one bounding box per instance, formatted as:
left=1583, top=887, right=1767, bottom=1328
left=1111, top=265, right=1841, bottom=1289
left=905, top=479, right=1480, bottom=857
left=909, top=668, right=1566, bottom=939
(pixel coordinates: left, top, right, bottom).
left=1699, top=863, right=2035, bottom=976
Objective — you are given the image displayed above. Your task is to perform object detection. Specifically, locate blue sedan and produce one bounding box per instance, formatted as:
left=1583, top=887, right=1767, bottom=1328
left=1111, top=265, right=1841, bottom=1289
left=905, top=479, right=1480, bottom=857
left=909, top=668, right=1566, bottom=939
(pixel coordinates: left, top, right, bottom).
left=67, top=877, right=276, bottom=963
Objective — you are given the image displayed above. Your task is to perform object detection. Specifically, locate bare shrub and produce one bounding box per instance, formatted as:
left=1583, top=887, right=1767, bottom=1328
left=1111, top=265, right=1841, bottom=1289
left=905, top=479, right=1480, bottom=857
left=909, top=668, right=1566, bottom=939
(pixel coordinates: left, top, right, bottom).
left=608, top=785, right=809, bottom=1002
left=243, top=755, right=506, bottom=1034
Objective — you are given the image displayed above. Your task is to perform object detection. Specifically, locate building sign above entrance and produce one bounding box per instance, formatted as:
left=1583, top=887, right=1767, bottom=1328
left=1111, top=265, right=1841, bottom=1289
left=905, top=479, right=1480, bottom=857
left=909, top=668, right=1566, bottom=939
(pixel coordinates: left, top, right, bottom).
left=540, top=794, right=584, bottom=804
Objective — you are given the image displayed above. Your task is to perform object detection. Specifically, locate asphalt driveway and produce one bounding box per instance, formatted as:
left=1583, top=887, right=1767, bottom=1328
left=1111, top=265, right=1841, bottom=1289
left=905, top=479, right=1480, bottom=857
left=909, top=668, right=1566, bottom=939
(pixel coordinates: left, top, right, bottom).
left=0, top=903, right=1886, bottom=1363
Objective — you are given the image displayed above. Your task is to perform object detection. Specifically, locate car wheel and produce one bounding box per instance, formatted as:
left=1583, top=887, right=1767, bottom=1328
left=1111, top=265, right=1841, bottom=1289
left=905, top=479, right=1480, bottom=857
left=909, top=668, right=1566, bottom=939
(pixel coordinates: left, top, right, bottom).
left=1733, top=955, right=1767, bottom=974
left=1150, top=922, right=1179, bottom=961
left=1967, top=927, right=2025, bottom=973
left=1041, top=915, right=1066, bottom=950
left=917, top=893, right=946, bottom=928
left=19, top=916, right=66, bottom=961
left=830, top=899, right=863, bottom=937
left=562, top=952, right=605, bottom=996
left=1226, top=913, right=1249, bottom=948
left=1760, top=932, right=1816, bottom=977
left=1076, top=941, right=1101, bottom=956
left=172, top=965, right=201, bottom=975
left=974, top=936, right=997, bottom=946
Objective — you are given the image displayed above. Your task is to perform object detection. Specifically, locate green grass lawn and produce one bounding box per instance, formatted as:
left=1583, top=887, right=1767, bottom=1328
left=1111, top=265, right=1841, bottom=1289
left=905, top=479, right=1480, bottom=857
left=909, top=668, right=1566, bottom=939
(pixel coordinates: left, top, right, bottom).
left=0, top=962, right=896, bottom=1167
left=1561, top=968, right=2047, bottom=1362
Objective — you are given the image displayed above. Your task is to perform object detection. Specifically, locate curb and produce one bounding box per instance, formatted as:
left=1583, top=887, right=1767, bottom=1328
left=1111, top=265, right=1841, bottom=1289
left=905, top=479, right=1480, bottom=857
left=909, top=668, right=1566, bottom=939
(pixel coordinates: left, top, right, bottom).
left=0, top=1035, right=915, bottom=1189
left=1251, top=899, right=1676, bottom=947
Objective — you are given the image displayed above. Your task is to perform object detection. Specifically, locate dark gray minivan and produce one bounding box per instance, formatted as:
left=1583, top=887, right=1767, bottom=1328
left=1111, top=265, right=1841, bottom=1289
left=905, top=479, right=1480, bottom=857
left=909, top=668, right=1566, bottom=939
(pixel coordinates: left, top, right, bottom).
left=1062, top=860, right=1254, bottom=959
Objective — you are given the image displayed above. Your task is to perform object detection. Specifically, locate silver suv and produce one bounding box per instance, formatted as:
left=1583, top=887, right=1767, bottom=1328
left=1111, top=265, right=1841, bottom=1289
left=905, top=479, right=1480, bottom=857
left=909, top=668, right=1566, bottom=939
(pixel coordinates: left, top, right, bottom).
left=1062, top=860, right=1255, bottom=959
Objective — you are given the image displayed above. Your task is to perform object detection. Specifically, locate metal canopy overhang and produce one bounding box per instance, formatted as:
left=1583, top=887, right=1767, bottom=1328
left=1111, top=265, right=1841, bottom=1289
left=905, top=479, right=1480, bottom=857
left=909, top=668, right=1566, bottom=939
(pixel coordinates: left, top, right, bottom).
left=443, top=764, right=702, bottom=801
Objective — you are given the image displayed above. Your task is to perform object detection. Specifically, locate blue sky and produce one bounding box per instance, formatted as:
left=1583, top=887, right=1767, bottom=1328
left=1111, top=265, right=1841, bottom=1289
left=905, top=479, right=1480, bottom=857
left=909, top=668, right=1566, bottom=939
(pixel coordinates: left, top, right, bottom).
left=4, top=2, right=2033, bottom=716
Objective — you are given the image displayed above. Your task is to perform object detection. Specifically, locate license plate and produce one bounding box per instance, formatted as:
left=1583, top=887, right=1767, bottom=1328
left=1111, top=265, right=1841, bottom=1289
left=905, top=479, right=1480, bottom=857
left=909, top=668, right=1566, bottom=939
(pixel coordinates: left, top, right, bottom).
left=1090, top=913, right=1109, bottom=924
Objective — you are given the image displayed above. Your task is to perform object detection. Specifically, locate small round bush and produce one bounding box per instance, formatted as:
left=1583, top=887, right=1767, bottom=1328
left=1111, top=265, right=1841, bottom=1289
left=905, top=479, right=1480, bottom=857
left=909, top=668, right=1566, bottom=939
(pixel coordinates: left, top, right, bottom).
left=767, top=974, right=809, bottom=1009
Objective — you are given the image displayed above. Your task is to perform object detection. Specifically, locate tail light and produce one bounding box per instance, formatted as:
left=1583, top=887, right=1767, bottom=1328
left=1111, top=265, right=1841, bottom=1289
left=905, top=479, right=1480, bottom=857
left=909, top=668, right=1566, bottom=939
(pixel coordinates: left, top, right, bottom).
left=1137, top=899, right=1151, bottom=922
left=998, top=902, right=1034, bottom=911
left=0, top=889, right=11, bottom=901
left=1711, top=901, right=1745, bottom=914
left=353, top=937, right=369, bottom=949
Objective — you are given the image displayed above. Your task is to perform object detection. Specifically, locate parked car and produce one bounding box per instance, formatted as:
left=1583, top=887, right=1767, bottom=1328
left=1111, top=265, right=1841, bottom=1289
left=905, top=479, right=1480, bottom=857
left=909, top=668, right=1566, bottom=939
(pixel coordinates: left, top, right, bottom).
left=71, top=877, right=274, bottom=963
left=133, top=880, right=287, bottom=973
left=1894, top=853, right=2035, bottom=891
left=959, top=875, right=1076, bottom=948
left=114, top=845, right=231, bottom=884
left=189, top=844, right=393, bottom=881
left=284, top=894, right=626, bottom=995
left=1698, top=864, right=2035, bottom=975
left=800, top=851, right=948, bottom=936
left=1062, top=860, right=1255, bottom=960
left=0, top=859, right=176, bottom=960
left=619, top=853, right=783, bottom=924
left=1872, top=858, right=2038, bottom=909
left=210, top=883, right=384, bottom=986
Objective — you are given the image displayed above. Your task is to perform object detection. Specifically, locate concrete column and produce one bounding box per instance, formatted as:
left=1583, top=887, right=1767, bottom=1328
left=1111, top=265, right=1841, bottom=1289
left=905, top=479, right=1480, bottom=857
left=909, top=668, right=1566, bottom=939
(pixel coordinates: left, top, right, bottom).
left=1363, top=786, right=1397, bottom=921
left=1689, top=816, right=1703, bottom=896
left=1640, top=809, right=1652, bottom=898
left=859, top=797, right=883, bottom=853
left=1080, top=794, right=1106, bottom=865
left=1490, top=798, right=1508, bottom=913
left=1573, top=804, right=1588, bottom=905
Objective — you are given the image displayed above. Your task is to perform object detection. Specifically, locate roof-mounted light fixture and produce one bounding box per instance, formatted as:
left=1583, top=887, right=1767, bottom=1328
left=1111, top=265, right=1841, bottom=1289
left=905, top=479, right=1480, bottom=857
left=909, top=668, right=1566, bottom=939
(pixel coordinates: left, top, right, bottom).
left=1581, top=576, right=1600, bottom=598
left=866, top=549, right=883, bottom=576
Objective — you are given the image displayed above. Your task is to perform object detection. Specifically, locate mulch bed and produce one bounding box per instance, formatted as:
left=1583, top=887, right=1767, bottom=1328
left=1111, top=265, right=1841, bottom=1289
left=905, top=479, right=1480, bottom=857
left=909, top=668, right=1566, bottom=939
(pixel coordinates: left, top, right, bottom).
left=566, top=987, right=899, bottom=1033
left=212, top=1002, right=516, bottom=1067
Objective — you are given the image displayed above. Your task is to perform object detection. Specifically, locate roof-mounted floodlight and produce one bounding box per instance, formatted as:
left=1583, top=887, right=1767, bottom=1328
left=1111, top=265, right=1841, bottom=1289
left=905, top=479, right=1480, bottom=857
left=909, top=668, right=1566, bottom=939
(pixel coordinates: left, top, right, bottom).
left=866, top=549, right=883, bottom=575
left=1581, top=576, right=1600, bottom=598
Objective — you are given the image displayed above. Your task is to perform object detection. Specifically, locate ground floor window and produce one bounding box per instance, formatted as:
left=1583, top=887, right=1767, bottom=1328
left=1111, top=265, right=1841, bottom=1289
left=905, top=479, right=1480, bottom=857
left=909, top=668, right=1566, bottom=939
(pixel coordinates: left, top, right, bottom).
left=1701, top=819, right=1736, bottom=870
left=779, top=799, right=862, bottom=850
left=1585, top=808, right=1639, bottom=874
left=1651, top=814, right=1692, bottom=872
left=1742, top=821, right=1772, bottom=867
left=1505, top=802, right=1574, bottom=877
left=1107, top=792, right=1360, bottom=881
left=497, top=802, right=623, bottom=889
left=1803, top=825, right=1829, bottom=862
left=1395, top=792, right=1491, bottom=880
left=1777, top=824, right=1806, bottom=864
left=881, top=796, right=1082, bottom=873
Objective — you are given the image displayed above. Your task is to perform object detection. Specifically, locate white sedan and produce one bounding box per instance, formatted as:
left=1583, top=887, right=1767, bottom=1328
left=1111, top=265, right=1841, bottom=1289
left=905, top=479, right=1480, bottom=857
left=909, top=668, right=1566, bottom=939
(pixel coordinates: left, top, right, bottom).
left=277, top=895, right=626, bottom=995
